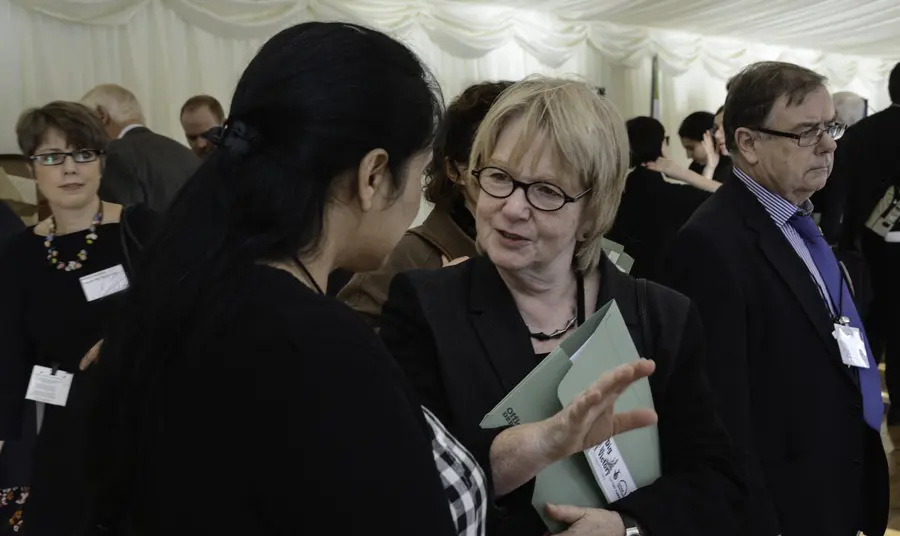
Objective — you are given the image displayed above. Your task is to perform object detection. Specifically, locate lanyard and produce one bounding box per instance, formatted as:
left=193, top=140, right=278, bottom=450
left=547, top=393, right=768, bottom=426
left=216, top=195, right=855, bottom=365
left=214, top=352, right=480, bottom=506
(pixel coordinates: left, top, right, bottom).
left=808, top=257, right=849, bottom=325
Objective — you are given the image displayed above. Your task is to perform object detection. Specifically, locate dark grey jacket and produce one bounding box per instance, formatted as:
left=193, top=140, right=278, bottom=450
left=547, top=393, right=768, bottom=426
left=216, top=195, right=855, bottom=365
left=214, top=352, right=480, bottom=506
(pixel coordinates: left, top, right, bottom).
left=100, top=126, right=199, bottom=212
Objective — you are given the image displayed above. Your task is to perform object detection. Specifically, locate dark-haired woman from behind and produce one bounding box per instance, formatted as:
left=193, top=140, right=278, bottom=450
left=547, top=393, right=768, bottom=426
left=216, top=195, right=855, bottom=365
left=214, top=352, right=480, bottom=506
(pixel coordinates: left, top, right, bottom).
left=339, top=80, right=512, bottom=327
left=81, top=23, right=656, bottom=536
left=607, top=116, right=715, bottom=280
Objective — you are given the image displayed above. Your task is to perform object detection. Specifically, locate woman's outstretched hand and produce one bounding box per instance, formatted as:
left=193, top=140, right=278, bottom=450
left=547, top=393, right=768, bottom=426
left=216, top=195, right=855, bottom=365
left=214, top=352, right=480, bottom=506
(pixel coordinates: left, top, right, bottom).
left=538, top=359, right=658, bottom=462
left=489, top=359, right=658, bottom=498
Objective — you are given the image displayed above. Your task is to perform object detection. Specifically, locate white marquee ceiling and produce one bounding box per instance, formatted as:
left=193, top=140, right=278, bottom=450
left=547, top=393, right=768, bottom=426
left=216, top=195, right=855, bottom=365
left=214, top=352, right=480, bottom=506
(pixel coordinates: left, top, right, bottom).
left=12, top=0, right=900, bottom=59
left=459, top=0, right=900, bottom=58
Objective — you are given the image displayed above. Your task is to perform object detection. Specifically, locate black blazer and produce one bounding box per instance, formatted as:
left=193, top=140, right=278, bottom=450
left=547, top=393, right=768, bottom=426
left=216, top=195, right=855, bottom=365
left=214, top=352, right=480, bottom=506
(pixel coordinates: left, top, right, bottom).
left=660, top=175, right=889, bottom=536
left=101, top=127, right=199, bottom=212
left=607, top=166, right=709, bottom=281
left=380, top=255, right=746, bottom=536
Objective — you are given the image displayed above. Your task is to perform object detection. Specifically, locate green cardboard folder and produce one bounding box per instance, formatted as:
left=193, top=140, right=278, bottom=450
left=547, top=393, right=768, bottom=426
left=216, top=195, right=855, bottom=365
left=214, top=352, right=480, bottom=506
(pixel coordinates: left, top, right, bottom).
left=480, top=300, right=660, bottom=533
left=601, top=239, right=635, bottom=274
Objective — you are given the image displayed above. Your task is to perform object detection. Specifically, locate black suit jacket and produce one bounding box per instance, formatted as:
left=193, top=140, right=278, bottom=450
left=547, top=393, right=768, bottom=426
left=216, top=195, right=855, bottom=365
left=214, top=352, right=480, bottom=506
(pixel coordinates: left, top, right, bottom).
left=380, top=255, right=746, bottom=536
left=101, top=127, right=199, bottom=212
left=660, top=175, right=889, bottom=536
left=835, top=105, right=900, bottom=250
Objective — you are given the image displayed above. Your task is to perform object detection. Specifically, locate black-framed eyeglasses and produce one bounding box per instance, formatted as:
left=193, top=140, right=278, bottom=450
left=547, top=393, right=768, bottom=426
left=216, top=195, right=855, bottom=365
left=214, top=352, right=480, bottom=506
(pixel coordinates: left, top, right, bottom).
left=30, top=149, right=104, bottom=167
left=472, top=166, right=591, bottom=212
left=754, top=123, right=846, bottom=147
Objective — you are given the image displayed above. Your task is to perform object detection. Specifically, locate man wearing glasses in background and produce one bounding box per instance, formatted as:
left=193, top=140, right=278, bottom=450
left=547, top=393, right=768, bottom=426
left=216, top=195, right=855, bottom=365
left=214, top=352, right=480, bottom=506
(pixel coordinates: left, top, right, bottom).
left=662, top=61, right=888, bottom=536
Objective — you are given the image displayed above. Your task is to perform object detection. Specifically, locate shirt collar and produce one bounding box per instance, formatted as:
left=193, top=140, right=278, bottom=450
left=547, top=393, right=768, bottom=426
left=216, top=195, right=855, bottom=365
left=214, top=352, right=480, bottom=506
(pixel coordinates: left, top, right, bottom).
left=733, top=166, right=813, bottom=228
left=118, top=124, right=145, bottom=139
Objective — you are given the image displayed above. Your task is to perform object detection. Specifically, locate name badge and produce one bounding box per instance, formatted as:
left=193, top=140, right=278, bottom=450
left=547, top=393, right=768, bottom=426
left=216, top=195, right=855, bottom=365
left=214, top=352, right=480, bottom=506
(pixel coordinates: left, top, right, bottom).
left=833, top=324, right=869, bottom=369
left=79, top=264, right=129, bottom=302
left=25, top=365, right=73, bottom=407
left=585, top=438, right=638, bottom=503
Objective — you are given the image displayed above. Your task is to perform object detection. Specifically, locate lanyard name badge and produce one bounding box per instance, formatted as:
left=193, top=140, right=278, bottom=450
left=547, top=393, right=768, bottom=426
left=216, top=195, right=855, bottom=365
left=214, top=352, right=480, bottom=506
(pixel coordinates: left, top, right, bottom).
left=79, top=264, right=129, bottom=302
left=25, top=362, right=73, bottom=407
left=813, top=263, right=870, bottom=369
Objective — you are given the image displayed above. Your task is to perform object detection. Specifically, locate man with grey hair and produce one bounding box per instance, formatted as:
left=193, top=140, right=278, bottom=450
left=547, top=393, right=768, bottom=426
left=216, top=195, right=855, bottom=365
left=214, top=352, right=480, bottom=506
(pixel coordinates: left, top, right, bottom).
left=81, top=84, right=198, bottom=211
left=662, top=61, right=888, bottom=536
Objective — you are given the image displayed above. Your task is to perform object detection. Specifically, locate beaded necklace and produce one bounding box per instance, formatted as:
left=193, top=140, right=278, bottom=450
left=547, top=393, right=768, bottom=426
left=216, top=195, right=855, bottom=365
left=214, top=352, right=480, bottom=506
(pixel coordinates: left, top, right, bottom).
left=45, top=207, right=103, bottom=271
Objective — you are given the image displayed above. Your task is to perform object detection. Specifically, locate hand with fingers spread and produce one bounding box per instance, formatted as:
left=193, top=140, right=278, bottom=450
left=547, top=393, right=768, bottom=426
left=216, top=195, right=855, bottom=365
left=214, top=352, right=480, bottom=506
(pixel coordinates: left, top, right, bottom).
left=490, top=359, right=657, bottom=497
left=80, top=339, right=104, bottom=371
left=537, top=359, right=658, bottom=462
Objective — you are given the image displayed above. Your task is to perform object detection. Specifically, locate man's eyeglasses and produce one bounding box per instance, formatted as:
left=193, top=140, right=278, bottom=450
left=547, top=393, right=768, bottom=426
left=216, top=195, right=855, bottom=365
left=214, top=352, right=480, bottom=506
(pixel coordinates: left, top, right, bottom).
left=472, top=166, right=591, bottom=212
left=30, top=149, right=103, bottom=166
left=754, top=123, right=846, bottom=147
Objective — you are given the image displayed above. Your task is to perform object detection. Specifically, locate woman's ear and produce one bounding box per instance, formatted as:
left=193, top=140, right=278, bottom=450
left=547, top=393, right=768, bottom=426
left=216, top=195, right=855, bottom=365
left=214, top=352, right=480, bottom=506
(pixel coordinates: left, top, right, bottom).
left=576, top=219, right=592, bottom=242
left=445, top=158, right=465, bottom=186
left=355, top=148, right=390, bottom=212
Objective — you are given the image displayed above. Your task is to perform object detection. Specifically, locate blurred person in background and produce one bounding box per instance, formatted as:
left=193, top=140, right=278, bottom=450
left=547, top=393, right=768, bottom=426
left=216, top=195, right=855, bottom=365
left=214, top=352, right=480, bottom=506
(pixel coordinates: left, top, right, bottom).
left=0, top=101, right=159, bottom=535
left=608, top=116, right=715, bottom=280
left=835, top=65, right=900, bottom=425
left=678, top=111, right=716, bottom=176
left=811, top=91, right=867, bottom=244
left=339, top=80, right=512, bottom=327
left=710, top=106, right=734, bottom=183
left=81, top=84, right=198, bottom=211
left=179, top=95, right=225, bottom=158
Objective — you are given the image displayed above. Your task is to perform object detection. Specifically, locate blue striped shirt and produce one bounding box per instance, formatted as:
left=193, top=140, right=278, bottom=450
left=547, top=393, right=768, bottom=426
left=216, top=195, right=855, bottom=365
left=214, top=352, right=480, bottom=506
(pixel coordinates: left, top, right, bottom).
left=733, top=167, right=835, bottom=316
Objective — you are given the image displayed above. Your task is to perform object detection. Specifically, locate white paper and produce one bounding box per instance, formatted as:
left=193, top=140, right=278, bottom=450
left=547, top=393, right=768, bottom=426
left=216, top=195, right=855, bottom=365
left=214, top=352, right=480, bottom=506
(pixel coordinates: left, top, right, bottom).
left=79, top=264, right=129, bottom=302
left=25, top=365, right=73, bottom=407
left=833, top=325, right=869, bottom=369
left=584, top=437, right=638, bottom=503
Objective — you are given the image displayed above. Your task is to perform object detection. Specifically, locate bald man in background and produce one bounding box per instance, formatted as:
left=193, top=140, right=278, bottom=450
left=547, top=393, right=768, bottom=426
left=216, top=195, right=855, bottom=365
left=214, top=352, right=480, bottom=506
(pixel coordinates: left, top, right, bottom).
left=180, top=95, right=225, bottom=158
left=81, top=84, right=198, bottom=211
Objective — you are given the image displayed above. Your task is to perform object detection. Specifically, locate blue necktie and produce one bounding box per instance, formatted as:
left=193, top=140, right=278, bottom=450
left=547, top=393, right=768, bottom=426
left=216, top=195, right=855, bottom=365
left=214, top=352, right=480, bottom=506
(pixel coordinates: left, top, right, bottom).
left=789, top=214, right=883, bottom=430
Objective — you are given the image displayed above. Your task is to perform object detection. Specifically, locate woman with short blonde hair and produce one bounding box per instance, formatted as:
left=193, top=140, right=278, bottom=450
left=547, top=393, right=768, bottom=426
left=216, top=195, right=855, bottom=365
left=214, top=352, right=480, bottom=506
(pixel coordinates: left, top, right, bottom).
left=468, top=76, right=630, bottom=274
left=381, top=76, right=745, bottom=536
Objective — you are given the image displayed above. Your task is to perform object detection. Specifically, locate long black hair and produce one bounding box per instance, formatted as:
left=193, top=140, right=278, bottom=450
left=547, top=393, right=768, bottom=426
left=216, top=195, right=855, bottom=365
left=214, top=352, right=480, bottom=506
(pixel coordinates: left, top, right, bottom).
left=85, top=21, right=443, bottom=527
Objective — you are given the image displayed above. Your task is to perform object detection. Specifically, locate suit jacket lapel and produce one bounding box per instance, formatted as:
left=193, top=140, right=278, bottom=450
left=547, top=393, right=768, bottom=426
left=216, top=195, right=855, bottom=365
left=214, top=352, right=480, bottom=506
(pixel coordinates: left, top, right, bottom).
left=467, top=256, right=539, bottom=393
left=724, top=178, right=855, bottom=383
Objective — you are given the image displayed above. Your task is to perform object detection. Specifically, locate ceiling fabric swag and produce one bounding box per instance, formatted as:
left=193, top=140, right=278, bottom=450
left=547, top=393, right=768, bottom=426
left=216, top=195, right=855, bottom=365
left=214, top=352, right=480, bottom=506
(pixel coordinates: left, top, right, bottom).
left=10, top=0, right=897, bottom=79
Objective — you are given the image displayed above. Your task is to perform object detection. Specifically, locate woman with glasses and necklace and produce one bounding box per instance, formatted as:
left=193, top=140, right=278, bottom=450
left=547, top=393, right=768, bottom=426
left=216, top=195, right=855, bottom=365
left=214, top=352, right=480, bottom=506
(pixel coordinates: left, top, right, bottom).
left=0, top=101, right=158, bottom=535
left=380, top=77, right=746, bottom=536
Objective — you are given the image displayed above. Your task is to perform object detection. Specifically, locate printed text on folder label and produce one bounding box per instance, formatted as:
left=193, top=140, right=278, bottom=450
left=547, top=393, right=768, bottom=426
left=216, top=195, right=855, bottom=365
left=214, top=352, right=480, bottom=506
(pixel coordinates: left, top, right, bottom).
left=585, top=438, right=637, bottom=502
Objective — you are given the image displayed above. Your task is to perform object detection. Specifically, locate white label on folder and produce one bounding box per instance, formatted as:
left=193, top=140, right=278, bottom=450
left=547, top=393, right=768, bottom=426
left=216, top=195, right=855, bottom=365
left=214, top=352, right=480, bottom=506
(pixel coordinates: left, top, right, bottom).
left=79, top=264, right=129, bottom=302
left=585, top=438, right=637, bottom=502
left=25, top=365, right=73, bottom=407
